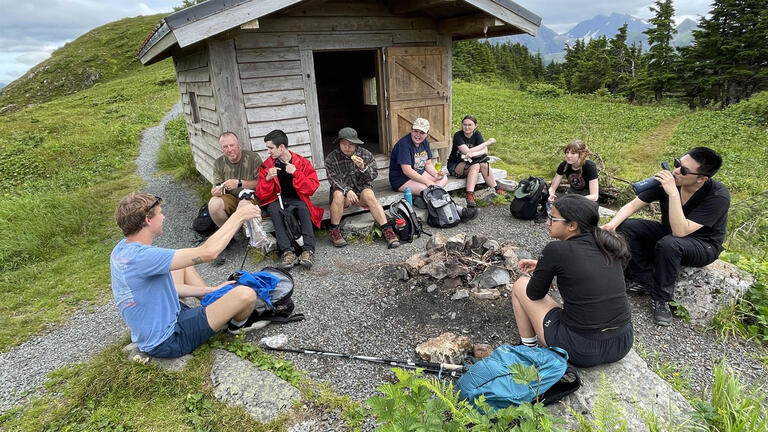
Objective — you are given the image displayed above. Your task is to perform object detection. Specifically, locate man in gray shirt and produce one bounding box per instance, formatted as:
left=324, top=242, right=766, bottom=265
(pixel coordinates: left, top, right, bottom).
left=208, top=132, right=263, bottom=227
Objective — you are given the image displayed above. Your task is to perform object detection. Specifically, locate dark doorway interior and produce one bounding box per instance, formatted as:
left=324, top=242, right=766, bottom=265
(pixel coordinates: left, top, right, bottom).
left=314, top=50, right=381, bottom=158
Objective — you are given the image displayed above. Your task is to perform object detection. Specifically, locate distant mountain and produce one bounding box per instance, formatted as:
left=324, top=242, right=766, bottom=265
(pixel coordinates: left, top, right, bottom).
left=491, top=13, right=698, bottom=63
left=0, top=82, right=6, bottom=90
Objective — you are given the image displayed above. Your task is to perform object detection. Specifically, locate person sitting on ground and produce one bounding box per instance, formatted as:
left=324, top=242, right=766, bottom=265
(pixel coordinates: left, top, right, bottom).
left=325, top=127, right=400, bottom=249
left=208, top=132, right=263, bottom=227
left=602, top=146, right=729, bottom=327
left=547, top=139, right=599, bottom=204
left=110, top=192, right=264, bottom=359
left=389, top=117, right=448, bottom=195
left=256, top=129, right=323, bottom=270
left=447, top=115, right=507, bottom=207
left=510, top=194, right=633, bottom=368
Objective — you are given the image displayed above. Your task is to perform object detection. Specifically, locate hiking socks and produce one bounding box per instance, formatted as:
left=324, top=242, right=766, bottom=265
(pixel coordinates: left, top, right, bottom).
left=521, top=335, right=538, bottom=347
left=330, top=223, right=339, bottom=229
left=230, top=317, right=247, bottom=328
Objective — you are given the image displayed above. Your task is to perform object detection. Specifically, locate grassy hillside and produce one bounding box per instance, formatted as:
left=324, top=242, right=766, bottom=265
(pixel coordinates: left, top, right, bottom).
left=0, top=16, right=177, bottom=351
left=0, top=14, right=166, bottom=115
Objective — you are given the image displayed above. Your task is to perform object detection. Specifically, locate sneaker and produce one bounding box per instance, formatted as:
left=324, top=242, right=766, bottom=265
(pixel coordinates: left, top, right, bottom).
left=626, top=280, right=650, bottom=295
left=466, top=191, right=477, bottom=208
left=227, top=317, right=270, bottom=335
left=278, top=251, right=297, bottom=269
left=383, top=226, right=401, bottom=249
left=330, top=227, right=347, bottom=248
left=494, top=187, right=508, bottom=197
left=653, top=300, right=673, bottom=326
left=298, top=250, right=314, bottom=269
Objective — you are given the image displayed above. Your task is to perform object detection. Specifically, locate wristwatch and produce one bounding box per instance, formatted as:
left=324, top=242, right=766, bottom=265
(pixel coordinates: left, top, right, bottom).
left=237, top=179, right=242, bottom=188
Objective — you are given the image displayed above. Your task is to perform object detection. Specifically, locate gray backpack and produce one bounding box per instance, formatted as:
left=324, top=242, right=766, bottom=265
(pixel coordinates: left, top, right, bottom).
left=422, top=185, right=461, bottom=228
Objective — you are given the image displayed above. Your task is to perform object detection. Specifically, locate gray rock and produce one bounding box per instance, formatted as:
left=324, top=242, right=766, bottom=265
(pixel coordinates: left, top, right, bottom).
left=396, top=266, right=410, bottom=281
left=470, top=235, right=489, bottom=250
left=447, top=264, right=471, bottom=279
left=516, top=249, right=534, bottom=260
left=210, top=349, right=300, bottom=423
left=501, top=244, right=519, bottom=270
left=446, top=233, right=467, bottom=251
left=420, top=261, right=448, bottom=280
left=451, top=289, right=469, bottom=300
left=470, top=288, right=501, bottom=300
left=405, top=253, right=428, bottom=275
left=426, top=284, right=438, bottom=293
left=551, top=350, right=693, bottom=431
left=675, top=260, right=753, bottom=326
left=482, top=239, right=500, bottom=253
left=496, top=179, right=518, bottom=191
left=415, top=332, right=473, bottom=365
left=122, top=343, right=192, bottom=372
left=442, top=277, right=463, bottom=290
left=471, top=267, right=511, bottom=289
left=426, top=232, right=448, bottom=249
left=340, top=212, right=375, bottom=237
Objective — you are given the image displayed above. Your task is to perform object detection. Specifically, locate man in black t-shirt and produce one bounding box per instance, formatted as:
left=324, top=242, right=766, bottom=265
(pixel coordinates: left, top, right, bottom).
left=603, top=147, right=730, bottom=326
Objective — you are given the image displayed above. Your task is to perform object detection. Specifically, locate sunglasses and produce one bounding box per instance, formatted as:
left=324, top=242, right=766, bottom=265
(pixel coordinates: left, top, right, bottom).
left=146, top=195, right=162, bottom=216
left=674, top=158, right=708, bottom=176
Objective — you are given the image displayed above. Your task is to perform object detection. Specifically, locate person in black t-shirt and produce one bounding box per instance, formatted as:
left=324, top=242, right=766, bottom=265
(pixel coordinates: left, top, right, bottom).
left=603, top=147, right=730, bottom=327
left=447, top=115, right=507, bottom=207
left=510, top=194, right=633, bottom=368
left=547, top=139, right=599, bottom=203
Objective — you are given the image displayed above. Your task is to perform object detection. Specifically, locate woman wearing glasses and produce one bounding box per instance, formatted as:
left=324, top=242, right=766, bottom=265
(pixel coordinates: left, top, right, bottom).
left=447, top=115, right=507, bottom=207
left=547, top=139, right=599, bottom=204
left=510, top=194, right=633, bottom=368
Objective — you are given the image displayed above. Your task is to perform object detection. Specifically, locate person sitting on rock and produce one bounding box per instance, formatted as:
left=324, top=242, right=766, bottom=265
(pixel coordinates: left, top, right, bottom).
left=389, top=117, right=448, bottom=195
left=510, top=194, right=633, bottom=368
left=602, top=147, right=730, bottom=326
left=547, top=139, right=599, bottom=204
left=324, top=127, right=400, bottom=249
left=110, top=192, right=264, bottom=359
left=256, top=129, right=323, bottom=270
left=447, top=115, right=507, bottom=207
left=208, top=132, right=263, bottom=227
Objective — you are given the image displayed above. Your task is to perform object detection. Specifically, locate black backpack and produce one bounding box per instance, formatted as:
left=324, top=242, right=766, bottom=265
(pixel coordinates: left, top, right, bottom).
left=192, top=203, right=218, bottom=236
left=228, top=267, right=303, bottom=323
left=510, top=177, right=549, bottom=220
left=389, top=198, right=426, bottom=243
left=422, top=185, right=461, bottom=228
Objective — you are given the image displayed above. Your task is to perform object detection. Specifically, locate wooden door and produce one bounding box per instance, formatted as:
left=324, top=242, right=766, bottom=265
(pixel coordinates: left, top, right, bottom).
left=385, top=46, right=451, bottom=161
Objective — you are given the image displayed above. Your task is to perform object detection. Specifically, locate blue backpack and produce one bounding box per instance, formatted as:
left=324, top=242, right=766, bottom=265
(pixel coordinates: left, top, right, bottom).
left=457, top=344, right=578, bottom=411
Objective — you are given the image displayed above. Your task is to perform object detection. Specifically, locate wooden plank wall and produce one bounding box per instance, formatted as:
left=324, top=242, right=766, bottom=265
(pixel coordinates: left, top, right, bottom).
left=174, top=45, right=221, bottom=182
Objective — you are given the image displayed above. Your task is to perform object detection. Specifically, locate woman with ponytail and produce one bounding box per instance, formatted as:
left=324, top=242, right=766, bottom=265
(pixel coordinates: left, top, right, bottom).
left=547, top=139, right=599, bottom=203
left=510, top=194, right=633, bottom=367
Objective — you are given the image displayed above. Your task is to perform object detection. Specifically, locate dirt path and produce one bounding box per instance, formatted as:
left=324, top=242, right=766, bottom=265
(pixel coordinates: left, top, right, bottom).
left=622, top=116, right=682, bottom=172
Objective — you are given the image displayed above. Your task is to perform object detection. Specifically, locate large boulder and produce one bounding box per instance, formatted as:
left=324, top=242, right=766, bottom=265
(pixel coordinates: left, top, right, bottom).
left=340, top=212, right=375, bottom=237
left=551, top=350, right=693, bottom=431
left=675, top=259, right=753, bottom=326
left=122, top=343, right=192, bottom=372
left=210, top=349, right=301, bottom=423
left=416, top=332, right=473, bottom=365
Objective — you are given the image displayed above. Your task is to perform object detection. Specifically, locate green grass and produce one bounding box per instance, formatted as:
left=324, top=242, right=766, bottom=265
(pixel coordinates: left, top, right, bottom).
left=0, top=23, right=178, bottom=351
left=0, top=14, right=168, bottom=115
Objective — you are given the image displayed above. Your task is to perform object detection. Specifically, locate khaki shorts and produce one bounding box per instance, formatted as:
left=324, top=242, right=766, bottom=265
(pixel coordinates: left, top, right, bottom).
left=220, top=194, right=260, bottom=216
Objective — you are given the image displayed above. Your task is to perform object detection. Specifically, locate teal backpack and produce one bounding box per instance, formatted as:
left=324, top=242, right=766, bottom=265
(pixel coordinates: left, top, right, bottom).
left=457, top=344, right=579, bottom=411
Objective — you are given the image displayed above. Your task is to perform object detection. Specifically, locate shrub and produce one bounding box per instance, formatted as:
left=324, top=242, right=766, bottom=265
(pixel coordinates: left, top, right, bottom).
left=727, top=91, right=768, bottom=127
left=525, top=82, right=565, bottom=98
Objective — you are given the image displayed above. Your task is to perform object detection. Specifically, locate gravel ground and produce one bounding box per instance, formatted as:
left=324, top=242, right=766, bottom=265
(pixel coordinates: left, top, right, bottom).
left=2, top=102, right=766, bottom=422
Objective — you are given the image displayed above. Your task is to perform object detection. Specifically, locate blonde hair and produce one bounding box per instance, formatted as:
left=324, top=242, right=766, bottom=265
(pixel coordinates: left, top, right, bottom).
left=564, top=139, right=589, bottom=168
left=115, top=192, right=162, bottom=236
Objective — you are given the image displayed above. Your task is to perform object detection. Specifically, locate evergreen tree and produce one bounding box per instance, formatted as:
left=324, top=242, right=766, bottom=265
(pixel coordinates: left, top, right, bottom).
left=571, top=37, right=611, bottom=93
left=607, top=24, right=632, bottom=96
left=643, top=0, right=678, bottom=101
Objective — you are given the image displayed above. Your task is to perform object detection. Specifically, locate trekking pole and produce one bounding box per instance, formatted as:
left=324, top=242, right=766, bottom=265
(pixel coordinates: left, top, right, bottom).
left=259, top=336, right=466, bottom=377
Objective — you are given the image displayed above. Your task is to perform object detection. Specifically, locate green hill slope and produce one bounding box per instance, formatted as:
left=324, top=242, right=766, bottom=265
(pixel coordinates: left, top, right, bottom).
left=0, top=14, right=165, bottom=115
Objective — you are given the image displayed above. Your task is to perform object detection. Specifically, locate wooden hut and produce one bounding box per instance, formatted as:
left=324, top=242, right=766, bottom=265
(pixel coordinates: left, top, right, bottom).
left=137, top=0, right=540, bottom=203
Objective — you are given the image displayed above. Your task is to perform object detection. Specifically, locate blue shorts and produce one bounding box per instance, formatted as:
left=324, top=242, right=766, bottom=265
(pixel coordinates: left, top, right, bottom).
left=542, top=307, right=633, bottom=368
left=147, top=302, right=216, bottom=358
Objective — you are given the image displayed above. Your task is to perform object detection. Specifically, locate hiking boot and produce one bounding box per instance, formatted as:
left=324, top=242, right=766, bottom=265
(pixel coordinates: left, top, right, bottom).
left=383, top=226, right=401, bottom=249
left=278, top=251, right=297, bottom=269
left=626, top=280, right=650, bottom=295
left=466, top=191, right=477, bottom=208
left=298, top=250, right=315, bottom=269
left=227, top=317, right=270, bottom=335
left=329, top=227, right=347, bottom=248
left=653, top=300, right=673, bottom=327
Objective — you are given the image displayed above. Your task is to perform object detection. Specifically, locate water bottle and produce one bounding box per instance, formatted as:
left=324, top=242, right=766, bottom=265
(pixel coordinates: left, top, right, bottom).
left=632, top=161, right=670, bottom=195
left=404, top=187, right=413, bottom=206
left=244, top=218, right=268, bottom=248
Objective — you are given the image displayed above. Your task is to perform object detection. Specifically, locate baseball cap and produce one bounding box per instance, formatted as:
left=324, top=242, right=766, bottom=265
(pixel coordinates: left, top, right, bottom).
left=412, top=118, right=430, bottom=133
left=334, top=127, right=364, bottom=145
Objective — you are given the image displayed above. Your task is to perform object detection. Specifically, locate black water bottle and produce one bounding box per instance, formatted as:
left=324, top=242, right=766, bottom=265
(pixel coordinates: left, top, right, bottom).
left=632, top=161, right=670, bottom=195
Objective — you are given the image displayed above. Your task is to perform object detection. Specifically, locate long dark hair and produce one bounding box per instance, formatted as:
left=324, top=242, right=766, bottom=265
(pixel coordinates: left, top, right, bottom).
left=553, top=195, right=631, bottom=266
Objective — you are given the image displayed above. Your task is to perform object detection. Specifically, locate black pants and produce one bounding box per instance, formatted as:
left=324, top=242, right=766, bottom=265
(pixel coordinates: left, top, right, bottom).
left=265, top=198, right=315, bottom=254
left=618, top=219, right=720, bottom=301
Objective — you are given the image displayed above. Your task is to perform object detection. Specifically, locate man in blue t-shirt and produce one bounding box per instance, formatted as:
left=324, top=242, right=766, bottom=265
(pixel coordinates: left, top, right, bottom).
left=110, top=192, right=263, bottom=358
left=389, top=117, right=448, bottom=195
left=603, top=147, right=730, bottom=327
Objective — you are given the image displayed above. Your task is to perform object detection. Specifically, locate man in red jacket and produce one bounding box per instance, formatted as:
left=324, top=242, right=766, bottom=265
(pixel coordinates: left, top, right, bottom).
left=256, top=129, right=323, bottom=269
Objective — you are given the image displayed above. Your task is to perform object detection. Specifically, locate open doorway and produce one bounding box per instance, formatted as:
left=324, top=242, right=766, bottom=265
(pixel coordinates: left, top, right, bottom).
left=313, top=50, right=383, bottom=158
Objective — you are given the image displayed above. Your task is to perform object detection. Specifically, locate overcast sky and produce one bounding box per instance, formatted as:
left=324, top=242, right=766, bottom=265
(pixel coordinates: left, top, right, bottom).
left=0, top=0, right=712, bottom=86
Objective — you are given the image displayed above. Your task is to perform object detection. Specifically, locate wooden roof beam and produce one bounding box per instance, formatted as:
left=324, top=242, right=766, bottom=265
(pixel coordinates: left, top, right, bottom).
left=392, top=0, right=454, bottom=15
left=438, top=13, right=504, bottom=35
